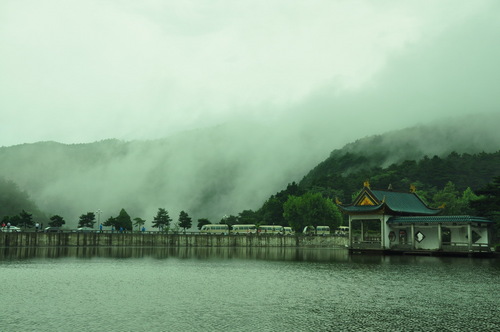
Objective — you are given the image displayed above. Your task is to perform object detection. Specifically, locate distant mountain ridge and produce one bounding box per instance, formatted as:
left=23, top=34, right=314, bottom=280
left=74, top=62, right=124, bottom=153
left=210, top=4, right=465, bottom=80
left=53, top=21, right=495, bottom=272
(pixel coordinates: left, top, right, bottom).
left=298, top=113, right=500, bottom=203
left=0, top=113, right=499, bottom=226
left=331, top=113, right=500, bottom=169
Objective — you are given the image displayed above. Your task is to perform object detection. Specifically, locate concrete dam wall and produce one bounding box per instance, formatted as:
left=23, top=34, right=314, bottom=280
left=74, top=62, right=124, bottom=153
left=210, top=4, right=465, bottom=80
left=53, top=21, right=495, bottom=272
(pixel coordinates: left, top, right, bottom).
left=0, top=232, right=348, bottom=248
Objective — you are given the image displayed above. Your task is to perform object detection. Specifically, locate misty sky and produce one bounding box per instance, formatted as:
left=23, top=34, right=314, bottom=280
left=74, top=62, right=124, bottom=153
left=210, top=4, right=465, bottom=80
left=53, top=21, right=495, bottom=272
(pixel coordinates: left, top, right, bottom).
left=1, top=0, right=500, bottom=147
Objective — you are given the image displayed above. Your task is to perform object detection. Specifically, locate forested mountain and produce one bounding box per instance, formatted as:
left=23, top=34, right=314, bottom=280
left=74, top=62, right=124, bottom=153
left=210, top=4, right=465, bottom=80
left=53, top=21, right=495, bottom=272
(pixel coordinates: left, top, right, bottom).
left=253, top=115, right=500, bottom=227
left=0, top=177, right=46, bottom=224
left=253, top=150, right=500, bottom=228
left=298, top=113, right=500, bottom=203
left=0, top=122, right=327, bottom=226
left=299, top=150, right=500, bottom=203
left=1, top=114, right=499, bottom=229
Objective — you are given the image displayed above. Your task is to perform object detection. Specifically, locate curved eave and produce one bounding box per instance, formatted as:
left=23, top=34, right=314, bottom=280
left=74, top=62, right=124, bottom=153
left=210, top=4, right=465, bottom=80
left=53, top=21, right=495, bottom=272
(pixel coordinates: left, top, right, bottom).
left=387, top=215, right=494, bottom=224
left=338, top=204, right=385, bottom=214
left=384, top=206, right=442, bottom=216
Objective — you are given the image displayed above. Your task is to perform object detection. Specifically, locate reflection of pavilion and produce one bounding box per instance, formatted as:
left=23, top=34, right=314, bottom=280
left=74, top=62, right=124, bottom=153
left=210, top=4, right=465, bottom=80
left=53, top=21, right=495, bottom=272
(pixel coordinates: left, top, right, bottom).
left=337, top=183, right=494, bottom=256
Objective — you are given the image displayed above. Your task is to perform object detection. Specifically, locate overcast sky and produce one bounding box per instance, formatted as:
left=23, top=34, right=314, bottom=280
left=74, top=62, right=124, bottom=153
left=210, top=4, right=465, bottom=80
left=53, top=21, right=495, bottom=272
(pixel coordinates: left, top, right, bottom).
left=1, top=0, right=499, bottom=147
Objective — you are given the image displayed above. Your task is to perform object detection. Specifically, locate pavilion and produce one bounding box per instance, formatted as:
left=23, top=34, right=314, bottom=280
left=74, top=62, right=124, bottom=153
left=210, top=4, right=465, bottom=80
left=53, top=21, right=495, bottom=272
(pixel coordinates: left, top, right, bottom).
left=337, top=182, right=494, bottom=256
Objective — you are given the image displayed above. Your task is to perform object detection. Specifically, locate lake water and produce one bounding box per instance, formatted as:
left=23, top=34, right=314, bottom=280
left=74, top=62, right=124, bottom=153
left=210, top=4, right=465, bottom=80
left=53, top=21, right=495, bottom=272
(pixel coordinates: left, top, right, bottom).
left=1, top=247, right=499, bottom=331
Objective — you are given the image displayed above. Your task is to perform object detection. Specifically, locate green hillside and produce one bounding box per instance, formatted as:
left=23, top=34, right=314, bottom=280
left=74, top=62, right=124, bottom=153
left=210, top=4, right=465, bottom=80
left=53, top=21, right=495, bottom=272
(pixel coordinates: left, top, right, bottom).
left=0, top=177, right=47, bottom=226
left=300, top=150, right=500, bottom=203
left=1, top=114, right=499, bottom=229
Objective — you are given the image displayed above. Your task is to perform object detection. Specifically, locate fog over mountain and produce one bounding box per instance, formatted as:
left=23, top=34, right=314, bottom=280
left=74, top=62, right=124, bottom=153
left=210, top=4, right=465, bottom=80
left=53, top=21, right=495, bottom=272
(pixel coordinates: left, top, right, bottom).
left=1, top=114, right=499, bottom=228
left=1, top=1, right=499, bottom=226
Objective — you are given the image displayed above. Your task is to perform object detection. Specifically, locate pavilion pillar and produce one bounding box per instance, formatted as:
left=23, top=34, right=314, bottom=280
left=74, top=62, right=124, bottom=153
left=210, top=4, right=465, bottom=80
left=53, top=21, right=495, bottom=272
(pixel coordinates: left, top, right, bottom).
left=361, top=221, right=364, bottom=242
left=437, top=224, right=442, bottom=250
left=467, top=223, right=472, bottom=251
left=380, top=218, right=385, bottom=249
left=348, top=218, right=352, bottom=248
left=411, top=224, right=415, bottom=250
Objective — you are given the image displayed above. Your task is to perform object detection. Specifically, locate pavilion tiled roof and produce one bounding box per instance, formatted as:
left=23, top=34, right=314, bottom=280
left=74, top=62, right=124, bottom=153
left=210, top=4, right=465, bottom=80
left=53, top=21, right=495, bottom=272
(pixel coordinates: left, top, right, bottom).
left=338, top=186, right=441, bottom=216
left=387, top=215, right=493, bottom=224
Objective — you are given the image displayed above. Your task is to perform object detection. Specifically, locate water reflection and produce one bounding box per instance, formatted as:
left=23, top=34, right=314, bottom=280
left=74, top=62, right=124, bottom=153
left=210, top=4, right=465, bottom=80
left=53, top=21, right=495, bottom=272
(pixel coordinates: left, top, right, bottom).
left=2, top=246, right=499, bottom=268
left=0, top=246, right=353, bottom=261
left=2, top=246, right=499, bottom=332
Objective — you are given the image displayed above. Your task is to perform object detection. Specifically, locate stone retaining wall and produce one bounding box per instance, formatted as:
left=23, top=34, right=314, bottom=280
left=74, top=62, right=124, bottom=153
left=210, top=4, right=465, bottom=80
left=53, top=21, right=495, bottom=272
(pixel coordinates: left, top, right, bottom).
left=0, top=232, right=348, bottom=248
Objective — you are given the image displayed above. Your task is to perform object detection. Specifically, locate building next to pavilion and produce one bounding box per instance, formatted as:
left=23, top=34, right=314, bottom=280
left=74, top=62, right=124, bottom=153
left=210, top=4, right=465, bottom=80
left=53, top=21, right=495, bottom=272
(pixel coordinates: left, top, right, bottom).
left=337, top=182, right=494, bottom=256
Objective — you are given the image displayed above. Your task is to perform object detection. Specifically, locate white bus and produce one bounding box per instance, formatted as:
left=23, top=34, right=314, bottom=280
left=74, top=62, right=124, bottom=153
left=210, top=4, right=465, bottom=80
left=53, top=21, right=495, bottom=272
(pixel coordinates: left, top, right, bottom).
left=200, top=224, right=229, bottom=235
left=283, top=227, right=294, bottom=236
left=258, top=225, right=284, bottom=234
left=231, top=224, right=257, bottom=235
left=335, top=226, right=350, bottom=236
left=303, top=226, right=315, bottom=235
left=316, top=226, right=331, bottom=236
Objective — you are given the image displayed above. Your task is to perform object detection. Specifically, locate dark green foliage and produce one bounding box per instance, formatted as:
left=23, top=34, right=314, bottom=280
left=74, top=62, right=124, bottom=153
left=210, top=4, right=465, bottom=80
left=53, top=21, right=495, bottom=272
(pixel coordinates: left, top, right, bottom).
left=260, top=196, right=285, bottom=225
left=283, top=192, right=342, bottom=232
left=0, top=177, right=47, bottom=223
left=102, top=210, right=133, bottom=231
left=4, top=215, right=21, bottom=226
left=300, top=150, right=500, bottom=205
left=115, top=208, right=133, bottom=231
left=152, top=208, right=172, bottom=231
left=432, top=182, right=479, bottom=215
left=251, top=150, right=499, bottom=231
left=133, top=217, right=146, bottom=231
left=178, top=211, right=192, bottom=231
left=471, top=176, right=500, bottom=217
left=197, top=218, right=211, bottom=230
left=78, top=212, right=96, bottom=228
left=258, top=182, right=305, bottom=226
left=49, top=215, right=66, bottom=227
left=103, top=216, right=116, bottom=228
left=237, top=210, right=259, bottom=225
left=18, top=210, right=34, bottom=228
left=470, top=176, right=500, bottom=239
left=220, top=215, right=238, bottom=229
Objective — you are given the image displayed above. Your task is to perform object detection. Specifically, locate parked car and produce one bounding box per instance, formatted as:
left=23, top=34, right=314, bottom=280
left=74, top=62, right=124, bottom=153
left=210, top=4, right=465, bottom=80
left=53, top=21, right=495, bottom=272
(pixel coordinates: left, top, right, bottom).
left=44, top=227, right=62, bottom=233
left=1, top=226, right=21, bottom=233
left=75, top=227, right=96, bottom=233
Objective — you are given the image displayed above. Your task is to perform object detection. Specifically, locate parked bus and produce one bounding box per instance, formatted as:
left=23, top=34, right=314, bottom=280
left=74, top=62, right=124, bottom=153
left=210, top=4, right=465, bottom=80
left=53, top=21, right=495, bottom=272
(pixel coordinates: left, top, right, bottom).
left=283, top=227, right=295, bottom=236
left=303, top=226, right=315, bottom=235
left=335, top=226, right=350, bottom=236
left=316, top=226, right=331, bottom=236
left=258, top=225, right=283, bottom=234
left=231, top=224, right=257, bottom=235
left=200, top=224, right=229, bottom=235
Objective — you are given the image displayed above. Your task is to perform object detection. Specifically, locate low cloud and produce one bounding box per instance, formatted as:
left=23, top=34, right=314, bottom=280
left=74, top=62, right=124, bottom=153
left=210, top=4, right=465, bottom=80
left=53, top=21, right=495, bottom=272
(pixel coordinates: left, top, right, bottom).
left=1, top=1, right=498, bottom=146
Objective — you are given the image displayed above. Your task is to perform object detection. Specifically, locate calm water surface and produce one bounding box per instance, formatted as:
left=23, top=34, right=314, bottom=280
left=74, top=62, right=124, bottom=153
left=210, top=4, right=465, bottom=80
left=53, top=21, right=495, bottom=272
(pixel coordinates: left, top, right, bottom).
left=1, top=247, right=499, bottom=332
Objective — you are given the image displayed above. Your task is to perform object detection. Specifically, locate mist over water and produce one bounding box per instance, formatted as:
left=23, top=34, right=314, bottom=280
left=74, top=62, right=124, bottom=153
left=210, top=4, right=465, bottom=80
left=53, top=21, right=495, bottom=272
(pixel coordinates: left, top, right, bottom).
left=2, top=248, right=499, bottom=332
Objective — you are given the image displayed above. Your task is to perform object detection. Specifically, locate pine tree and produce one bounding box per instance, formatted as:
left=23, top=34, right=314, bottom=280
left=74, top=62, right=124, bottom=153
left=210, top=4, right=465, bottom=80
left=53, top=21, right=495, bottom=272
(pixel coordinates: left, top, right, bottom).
left=178, top=211, right=192, bottom=232
left=152, top=208, right=172, bottom=232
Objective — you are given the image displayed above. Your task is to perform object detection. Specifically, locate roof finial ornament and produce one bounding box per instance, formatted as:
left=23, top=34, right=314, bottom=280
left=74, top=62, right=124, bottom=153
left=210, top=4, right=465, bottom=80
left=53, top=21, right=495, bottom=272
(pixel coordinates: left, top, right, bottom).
left=410, top=184, right=416, bottom=193
left=388, top=183, right=393, bottom=191
left=363, top=180, right=370, bottom=188
left=335, top=197, right=342, bottom=205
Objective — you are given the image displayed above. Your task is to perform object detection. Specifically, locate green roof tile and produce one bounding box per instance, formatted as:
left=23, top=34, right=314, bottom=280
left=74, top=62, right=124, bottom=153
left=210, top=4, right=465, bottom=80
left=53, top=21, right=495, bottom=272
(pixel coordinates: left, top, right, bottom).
left=338, top=187, right=441, bottom=216
left=387, top=215, right=493, bottom=224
